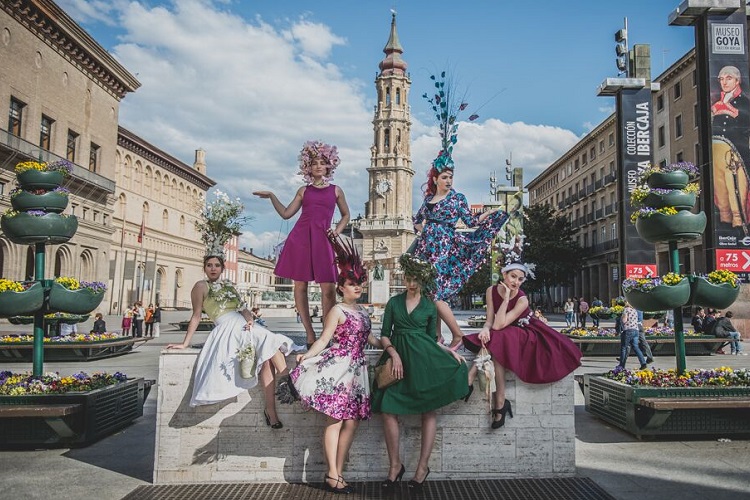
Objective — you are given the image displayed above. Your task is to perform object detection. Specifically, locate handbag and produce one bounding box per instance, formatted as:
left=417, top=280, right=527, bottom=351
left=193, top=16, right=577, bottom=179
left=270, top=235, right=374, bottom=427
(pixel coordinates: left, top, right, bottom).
left=375, top=357, right=401, bottom=389
left=237, top=342, right=257, bottom=379
left=474, top=346, right=495, bottom=399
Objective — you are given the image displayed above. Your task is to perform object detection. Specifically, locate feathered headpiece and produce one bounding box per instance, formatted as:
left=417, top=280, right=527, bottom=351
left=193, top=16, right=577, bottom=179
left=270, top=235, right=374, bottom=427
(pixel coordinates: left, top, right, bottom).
left=398, top=253, right=436, bottom=294
left=328, top=233, right=367, bottom=284
left=422, top=71, right=478, bottom=172
left=297, top=140, right=340, bottom=184
left=195, top=190, right=251, bottom=259
left=498, top=234, right=536, bottom=280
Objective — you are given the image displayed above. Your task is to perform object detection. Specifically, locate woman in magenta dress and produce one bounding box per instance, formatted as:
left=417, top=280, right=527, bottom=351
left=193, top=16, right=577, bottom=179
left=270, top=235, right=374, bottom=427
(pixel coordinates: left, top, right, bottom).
left=253, top=141, right=350, bottom=347
left=463, top=262, right=582, bottom=429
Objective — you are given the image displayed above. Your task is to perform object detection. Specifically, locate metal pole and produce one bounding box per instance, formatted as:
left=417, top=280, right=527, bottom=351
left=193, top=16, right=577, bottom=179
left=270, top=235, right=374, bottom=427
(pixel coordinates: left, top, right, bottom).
left=32, top=242, right=45, bottom=376
left=669, top=241, right=686, bottom=374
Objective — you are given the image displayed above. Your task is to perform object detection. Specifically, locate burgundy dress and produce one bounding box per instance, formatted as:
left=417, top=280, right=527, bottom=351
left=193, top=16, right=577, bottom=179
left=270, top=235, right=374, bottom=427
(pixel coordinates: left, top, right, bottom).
left=274, top=184, right=338, bottom=283
left=463, top=288, right=581, bottom=384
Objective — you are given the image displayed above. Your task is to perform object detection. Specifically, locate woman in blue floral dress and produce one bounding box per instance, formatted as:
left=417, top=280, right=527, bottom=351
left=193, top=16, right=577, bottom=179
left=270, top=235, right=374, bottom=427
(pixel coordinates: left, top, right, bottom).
left=413, top=167, right=508, bottom=347
left=290, top=237, right=381, bottom=493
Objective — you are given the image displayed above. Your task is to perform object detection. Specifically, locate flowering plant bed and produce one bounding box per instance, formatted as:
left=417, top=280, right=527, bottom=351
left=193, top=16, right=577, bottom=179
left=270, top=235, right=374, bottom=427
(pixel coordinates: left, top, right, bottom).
left=582, top=370, right=750, bottom=437
left=10, top=187, right=69, bottom=213
left=0, top=333, right=121, bottom=344
left=623, top=273, right=690, bottom=311
left=0, top=376, right=152, bottom=448
left=0, top=211, right=78, bottom=245
left=47, top=279, right=105, bottom=314
left=14, top=160, right=73, bottom=175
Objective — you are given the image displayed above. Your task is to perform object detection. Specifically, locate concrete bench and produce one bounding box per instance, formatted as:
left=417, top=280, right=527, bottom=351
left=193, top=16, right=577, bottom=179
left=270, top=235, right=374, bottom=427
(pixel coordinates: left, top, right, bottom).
left=0, top=403, right=83, bottom=438
left=154, top=349, right=576, bottom=484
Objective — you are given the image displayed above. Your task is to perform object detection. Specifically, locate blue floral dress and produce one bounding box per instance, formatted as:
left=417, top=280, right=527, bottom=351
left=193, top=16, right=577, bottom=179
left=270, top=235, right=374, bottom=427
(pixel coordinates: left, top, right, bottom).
left=413, top=190, right=508, bottom=301
left=290, top=306, right=372, bottom=420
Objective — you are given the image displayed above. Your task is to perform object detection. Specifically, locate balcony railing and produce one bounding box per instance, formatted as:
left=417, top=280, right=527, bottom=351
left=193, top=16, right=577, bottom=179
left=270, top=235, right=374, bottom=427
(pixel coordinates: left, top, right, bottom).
left=595, top=209, right=604, bottom=219
left=595, top=179, right=603, bottom=189
left=588, top=239, right=620, bottom=255
left=1, top=129, right=115, bottom=193
left=605, top=173, right=616, bottom=184
left=586, top=185, right=594, bottom=195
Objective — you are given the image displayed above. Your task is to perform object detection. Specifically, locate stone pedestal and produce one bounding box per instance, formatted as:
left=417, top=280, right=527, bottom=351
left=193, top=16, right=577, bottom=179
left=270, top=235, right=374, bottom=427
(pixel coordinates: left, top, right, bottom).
left=369, top=269, right=390, bottom=305
left=154, top=350, right=576, bottom=484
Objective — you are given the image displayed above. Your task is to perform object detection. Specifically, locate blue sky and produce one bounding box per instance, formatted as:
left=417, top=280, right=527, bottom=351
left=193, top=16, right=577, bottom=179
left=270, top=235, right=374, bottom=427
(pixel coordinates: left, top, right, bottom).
left=59, top=0, right=695, bottom=256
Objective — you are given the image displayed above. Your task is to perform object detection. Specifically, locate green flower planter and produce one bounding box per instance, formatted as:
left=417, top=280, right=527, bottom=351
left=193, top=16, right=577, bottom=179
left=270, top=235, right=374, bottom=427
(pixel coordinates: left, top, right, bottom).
left=642, top=311, right=666, bottom=320
left=642, top=191, right=696, bottom=210
left=624, top=278, right=690, bottom=312
left=11, top=191, right=69, bottom=213
left=688, top=276, right=740, bottom=309
left=16, top=170, right=65, bottom=190
left=1, top=213, right=78, bottom=245
left=0, top=282, right=44, bottom=317
left=47, top=282, right=104, bottom=315
left=646, top=171, right=689, bottom=190
left=635, top=211, right=706, bottom=243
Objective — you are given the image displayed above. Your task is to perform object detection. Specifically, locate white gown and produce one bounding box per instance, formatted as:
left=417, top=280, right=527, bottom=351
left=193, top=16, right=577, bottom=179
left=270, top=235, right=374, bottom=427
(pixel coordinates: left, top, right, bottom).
left=190, top=281, right=301, bottom=406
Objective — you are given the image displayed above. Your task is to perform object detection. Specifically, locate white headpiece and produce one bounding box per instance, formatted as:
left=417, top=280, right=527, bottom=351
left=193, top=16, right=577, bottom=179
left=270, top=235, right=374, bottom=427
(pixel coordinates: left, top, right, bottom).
left=501, top=262, right=536, bottom=280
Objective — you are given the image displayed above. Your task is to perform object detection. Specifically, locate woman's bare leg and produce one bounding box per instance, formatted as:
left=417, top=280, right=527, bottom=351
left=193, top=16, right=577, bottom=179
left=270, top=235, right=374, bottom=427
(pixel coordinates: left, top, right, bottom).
left=382, top=413, right=402, bottom=479
left=335, top=419, right=360, bottom=486
left=492, top=359, right=507, bottom=410
left=294, top=281, right=315, bottom=345
left=320, top=282, right=336, bottom=327
left=323, top=417, right=344, bottom=487
left=413, top=412, right=437, bottom=482
left=259, top=361, right=280, bottom=425
left=435, top=300, right=463, bottom=347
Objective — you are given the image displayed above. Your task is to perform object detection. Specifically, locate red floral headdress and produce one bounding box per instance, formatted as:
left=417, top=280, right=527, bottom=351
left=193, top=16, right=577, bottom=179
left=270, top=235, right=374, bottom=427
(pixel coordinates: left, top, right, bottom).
left=327, top=233, right=367, bottom=284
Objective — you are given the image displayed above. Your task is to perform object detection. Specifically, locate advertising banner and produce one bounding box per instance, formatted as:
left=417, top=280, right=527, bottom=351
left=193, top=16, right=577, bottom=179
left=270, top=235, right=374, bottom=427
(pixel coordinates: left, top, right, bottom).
left=617, top=87, right=657, bottom=278
left=707, top=9, right=750, bottom=280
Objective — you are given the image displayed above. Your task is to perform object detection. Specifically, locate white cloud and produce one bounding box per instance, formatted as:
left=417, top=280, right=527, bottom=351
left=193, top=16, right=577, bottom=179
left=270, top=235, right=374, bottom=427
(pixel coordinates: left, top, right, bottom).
left=65, top=0, right=581, bottom=245
left=57, top=0, right=119, bottom=25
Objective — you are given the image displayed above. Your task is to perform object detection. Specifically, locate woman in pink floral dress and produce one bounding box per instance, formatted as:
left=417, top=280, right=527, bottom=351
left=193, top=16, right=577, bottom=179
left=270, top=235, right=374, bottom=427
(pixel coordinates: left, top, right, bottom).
left=290, top=237, right=381, bottom=493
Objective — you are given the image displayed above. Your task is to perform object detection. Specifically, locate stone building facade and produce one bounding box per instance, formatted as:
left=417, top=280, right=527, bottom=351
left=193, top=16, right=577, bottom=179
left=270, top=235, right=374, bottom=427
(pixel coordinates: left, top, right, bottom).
left=0, top=0, right=138, bottom=293
left=0, top=1, right=220, bottom=316
left=236, top=248, right=276, bottom=309
left=110, top=128, right=215, bottom=313
left=527, top=49, right=704, bottom=304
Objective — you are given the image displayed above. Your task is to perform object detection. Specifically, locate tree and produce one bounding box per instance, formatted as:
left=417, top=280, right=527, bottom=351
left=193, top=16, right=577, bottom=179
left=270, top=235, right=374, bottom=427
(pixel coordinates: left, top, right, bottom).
left=522, top=203, right=585, bottom=310
left=459, top=260, right=491, bottom=309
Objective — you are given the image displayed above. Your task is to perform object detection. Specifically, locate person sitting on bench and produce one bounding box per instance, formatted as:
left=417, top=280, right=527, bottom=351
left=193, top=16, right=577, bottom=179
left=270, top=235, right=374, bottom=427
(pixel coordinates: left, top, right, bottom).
left=713, top=311, right=746, bottom=355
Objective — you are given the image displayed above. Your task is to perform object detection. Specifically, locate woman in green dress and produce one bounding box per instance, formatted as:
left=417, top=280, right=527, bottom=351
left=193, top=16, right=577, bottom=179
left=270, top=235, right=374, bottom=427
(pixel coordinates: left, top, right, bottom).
left=371, top=254, right=469, bottom=493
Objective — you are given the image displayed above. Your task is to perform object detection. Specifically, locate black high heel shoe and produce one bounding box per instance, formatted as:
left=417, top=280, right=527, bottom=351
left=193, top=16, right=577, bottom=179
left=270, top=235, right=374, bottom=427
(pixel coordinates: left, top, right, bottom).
left=323, top=474, right=351, bottom=494
left=463, top=384, right=474, bottom=402
left=263, top=409, right=283, bottom=429
left=381, top=464, right=405, bottom=492
left=490, top=400, right=513, bottom=429
left=407, top=467, right=430, bottom=493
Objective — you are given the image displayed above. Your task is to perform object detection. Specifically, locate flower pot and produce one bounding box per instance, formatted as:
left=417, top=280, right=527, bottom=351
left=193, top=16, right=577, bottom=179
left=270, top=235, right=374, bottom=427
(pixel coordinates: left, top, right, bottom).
left=688, top=276, right=740, bottom=309
left=0, top=282, right=44, bottom=317
left=642, top=311, right=666, bottom=320
left=0, top=212, right=78, bottom=245
left=643, top=191, right=696, bottom=210
left=47, top=282, right=104, bottom=315
left=11, top=190, right=69, bottom=213
left=16, top=170, right=65, bottom=190
left=624, top=278, right=690, bottom=312
left=635, top=211, right=706, bottom=243
left=647, top=171, right=689, bottom=190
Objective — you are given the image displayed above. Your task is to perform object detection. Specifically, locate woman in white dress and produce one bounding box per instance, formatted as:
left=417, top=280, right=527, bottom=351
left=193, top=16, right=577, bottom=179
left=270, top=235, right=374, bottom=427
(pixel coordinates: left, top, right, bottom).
left=168, top=255, right=299, bottom=428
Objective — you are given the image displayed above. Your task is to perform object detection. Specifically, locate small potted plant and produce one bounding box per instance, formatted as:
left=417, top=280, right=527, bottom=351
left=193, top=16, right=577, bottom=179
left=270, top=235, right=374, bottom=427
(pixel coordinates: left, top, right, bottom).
left=47, top=277, right=106, bottom=314
left=1, top=209, right=78, bottom=245
left=236, top=343, right=256, bottom=379
left=0, top=279, right=44, bottom=317
left=637, top=161, right=700, bottom=190
left=688, top=269, right=740, bottom=309
left=622, top=272, right=690, bottom=311
left=631, top=206, right=706, bottom=243
left=14, top=160, right=73, bottom=190
left=10, top=186, right=69, bottom=213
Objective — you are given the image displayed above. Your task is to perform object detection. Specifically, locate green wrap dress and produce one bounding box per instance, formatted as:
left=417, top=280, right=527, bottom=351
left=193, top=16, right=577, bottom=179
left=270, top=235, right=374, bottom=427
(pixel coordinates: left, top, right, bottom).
left=371, top=293, right=469, bottom=414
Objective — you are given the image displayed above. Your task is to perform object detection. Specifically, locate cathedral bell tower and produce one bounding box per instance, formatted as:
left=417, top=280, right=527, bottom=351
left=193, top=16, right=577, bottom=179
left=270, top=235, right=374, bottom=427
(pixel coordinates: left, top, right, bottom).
left=357, top=13, right=415, bottom=269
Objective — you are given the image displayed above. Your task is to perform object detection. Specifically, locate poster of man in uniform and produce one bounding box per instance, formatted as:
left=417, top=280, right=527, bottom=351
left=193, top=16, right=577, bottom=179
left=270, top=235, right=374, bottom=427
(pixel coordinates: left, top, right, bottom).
left=710, top=14, right=750, bottom=247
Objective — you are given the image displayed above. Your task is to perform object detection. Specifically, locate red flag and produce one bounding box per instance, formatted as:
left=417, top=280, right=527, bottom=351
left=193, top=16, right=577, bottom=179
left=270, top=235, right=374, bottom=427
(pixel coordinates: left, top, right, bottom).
left=137, top=216, right=145, bottom=244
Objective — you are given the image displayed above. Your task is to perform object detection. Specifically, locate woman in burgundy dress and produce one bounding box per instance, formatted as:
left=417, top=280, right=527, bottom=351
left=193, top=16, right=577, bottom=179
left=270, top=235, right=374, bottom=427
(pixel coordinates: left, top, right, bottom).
left=254, top=141, right=350, bottom=347
left=463, top=262, right=582, bottom=429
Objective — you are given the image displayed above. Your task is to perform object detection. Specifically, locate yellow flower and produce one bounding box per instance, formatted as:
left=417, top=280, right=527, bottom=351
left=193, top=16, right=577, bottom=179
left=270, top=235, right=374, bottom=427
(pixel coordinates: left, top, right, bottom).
left=14, top=161, right=46, bottom=173
left=0, top=279, right=25, bottom=293
left=55, top=277, right=80, bottom=290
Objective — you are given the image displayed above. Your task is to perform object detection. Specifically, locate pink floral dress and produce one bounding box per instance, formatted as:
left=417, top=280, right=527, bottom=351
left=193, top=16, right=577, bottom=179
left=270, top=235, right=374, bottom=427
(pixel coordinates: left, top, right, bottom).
left=290, top=306, right=372, bottom=420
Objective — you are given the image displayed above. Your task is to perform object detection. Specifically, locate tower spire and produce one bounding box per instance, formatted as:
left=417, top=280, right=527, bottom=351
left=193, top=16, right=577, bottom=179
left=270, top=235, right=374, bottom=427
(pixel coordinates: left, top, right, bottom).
left=379, top=12, right=407, bottom=75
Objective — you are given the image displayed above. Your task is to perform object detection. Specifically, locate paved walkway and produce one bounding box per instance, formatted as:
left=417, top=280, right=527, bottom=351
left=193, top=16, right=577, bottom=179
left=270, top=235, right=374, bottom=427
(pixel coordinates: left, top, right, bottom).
left=0, top=311, right=749, bottom=500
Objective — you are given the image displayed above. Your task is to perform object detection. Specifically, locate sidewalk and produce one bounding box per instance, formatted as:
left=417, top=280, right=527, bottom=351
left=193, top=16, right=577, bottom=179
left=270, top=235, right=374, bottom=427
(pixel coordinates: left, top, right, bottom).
left=0, top=311, right=749, bottom=500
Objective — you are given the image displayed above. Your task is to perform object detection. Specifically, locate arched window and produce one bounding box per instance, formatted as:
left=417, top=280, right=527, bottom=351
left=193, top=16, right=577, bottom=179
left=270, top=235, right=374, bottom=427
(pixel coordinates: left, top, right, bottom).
left=162, top=209, right=169, bottom=231
left=396, top=88, right=401, bottom=105
left=79, top=250, right=94, bottom=282
left=179, top=215, right=186, bottom=236
left=385, top=87, right=391, bottom=106
left=144, top=166, right=153, bottom=197
left=384, top=129, right=390, bottom=152
left=154, top=172, right=162, bottom=201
